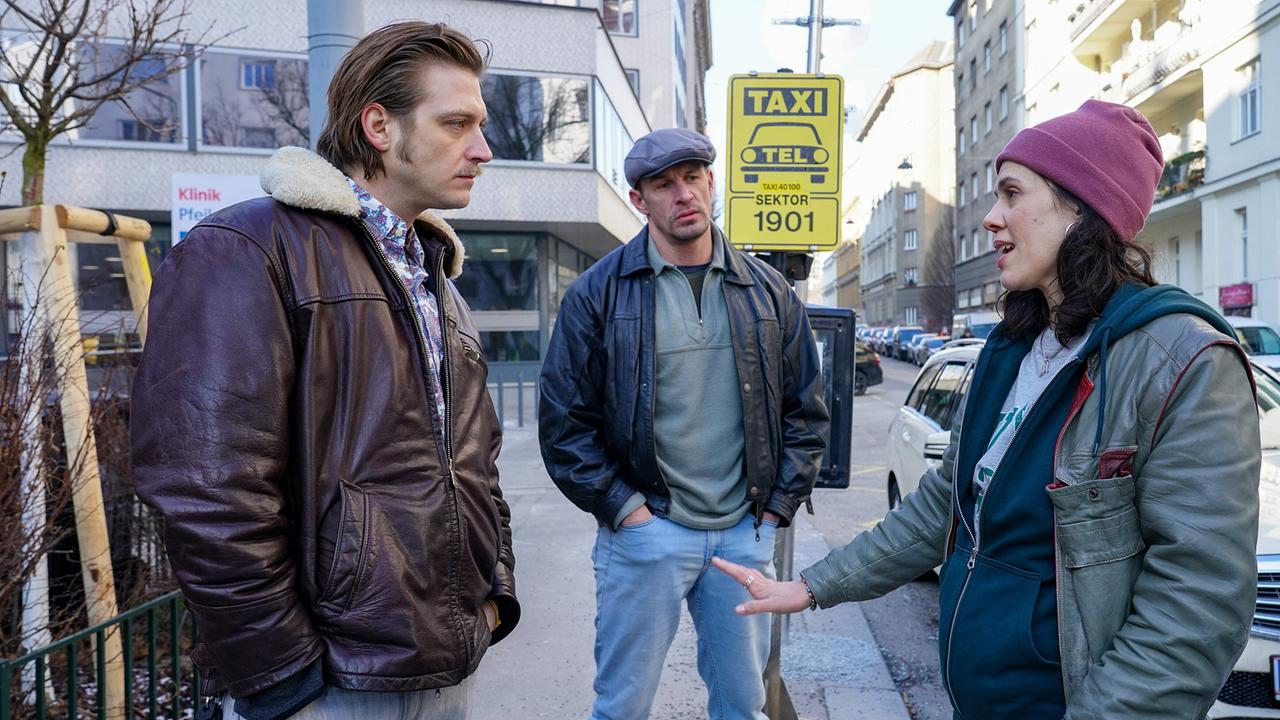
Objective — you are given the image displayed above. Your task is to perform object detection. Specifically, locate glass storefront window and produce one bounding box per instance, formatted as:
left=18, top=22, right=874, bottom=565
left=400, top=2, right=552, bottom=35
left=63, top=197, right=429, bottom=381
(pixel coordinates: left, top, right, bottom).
left=481, top=331, right=541, bottom=362
left=200, top=51, right=309, bottom=149
left=74, top=43, right=184, bottom=144
left=483, top=74, right=590, bottom=164
left=592, top=81, right=633, bottom=201
left=452, top=233, right=538, bottom=312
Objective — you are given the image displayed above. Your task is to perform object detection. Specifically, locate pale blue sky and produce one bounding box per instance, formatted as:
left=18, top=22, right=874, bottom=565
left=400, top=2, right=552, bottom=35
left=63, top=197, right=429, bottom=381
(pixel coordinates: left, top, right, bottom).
left=705, top=0, right=954, bottom=205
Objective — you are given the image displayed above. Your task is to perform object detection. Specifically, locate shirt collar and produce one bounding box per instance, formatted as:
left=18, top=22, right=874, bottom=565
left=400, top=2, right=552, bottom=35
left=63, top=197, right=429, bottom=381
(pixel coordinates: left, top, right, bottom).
left=646, top=229, right=726, bottom=274
left=346, top=176, right=412, bottom=247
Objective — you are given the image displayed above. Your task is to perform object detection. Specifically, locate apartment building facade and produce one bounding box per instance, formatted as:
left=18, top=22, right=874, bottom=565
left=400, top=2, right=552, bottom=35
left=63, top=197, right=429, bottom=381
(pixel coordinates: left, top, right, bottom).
left=855, top=41, right=956, bottom=330
left=0, top=0, right=713, bottom=365
left=948, top=0, right=1020, bottom=315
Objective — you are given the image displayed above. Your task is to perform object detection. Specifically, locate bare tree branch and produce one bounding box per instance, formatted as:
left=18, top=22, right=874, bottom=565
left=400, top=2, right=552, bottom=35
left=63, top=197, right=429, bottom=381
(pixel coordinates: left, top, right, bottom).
left=0, top=0, right=239, bottom=203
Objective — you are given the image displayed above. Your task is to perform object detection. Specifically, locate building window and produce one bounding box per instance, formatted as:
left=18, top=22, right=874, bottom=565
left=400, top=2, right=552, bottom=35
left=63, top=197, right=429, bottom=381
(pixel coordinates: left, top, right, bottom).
left=984, top=42, right=992, bottom=74
left=1000, top=85, right=1009, bottom=120
left=905, top=267, right=918, bottom=284
left=958, top=289, right=971, bottom=308
left=1000, top=20, right=1008, bottom=55
left=958, top=19, right=966, bottom=48
left=972, top=229, right=981, bottom=257
left=984, top=102, right=992, bottom=133
left=970, top=60, right=977, bottom=90
left=452, top=233, right=540, bottom=312
left=957, top=72, right=964, bottom=100
left=958, top=127, right=966, bottom=155
left=970, top=115, right=977, bottom=144
left=970, top=173, right=978, bottom=204
left=601, top=0, right=638, bottom=35
left=969, top=0, right=977, bottom=30
left=985, top=162, right=993, bottom=193
left=483, top=73, right=591, bottom=164
left=905, top=229, right=918, bottom=250
left=905, top=191, right=918, bottom=211
left=625, top=69, right=640, bottom=98
left=673, top=24, right=687, bottom=89
left=959, top=234, right=969, bottom=262
left=958, top=180, right=966, bottom=207
left=200, top=51, right=308, bottom=149
left=1239, top=58, right=1261, bottom=139
left=906, top=306, right=920, bottom=324
left=75, top=42, right=184, bottom=145
left=240, top=60, right=275, bottom=90
left=592, top=80, right=635, bottom=199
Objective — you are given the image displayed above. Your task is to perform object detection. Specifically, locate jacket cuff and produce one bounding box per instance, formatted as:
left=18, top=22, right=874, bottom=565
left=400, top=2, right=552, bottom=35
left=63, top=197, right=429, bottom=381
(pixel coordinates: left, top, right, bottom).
left=798, top=556, right=849, bottom=609
left=489, top=561, right=521, bottom=645
left=765, top=490, right=801, bottom=527
left=594, top=476, right=640, bottom=527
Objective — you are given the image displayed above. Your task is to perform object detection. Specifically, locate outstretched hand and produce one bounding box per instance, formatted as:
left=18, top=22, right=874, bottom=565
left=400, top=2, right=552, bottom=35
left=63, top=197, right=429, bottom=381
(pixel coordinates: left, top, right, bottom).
left=710, top=557, right=812, bottom=616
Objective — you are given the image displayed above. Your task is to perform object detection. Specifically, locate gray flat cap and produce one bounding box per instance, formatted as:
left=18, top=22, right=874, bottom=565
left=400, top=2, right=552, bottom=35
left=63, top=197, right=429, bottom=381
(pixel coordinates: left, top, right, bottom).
left=624, top=128, right=717, bottom=187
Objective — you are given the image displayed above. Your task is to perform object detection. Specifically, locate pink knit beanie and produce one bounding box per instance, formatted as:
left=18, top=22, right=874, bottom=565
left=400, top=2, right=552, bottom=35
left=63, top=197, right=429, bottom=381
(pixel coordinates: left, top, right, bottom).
left=995, top=99, right=1163, bottom=240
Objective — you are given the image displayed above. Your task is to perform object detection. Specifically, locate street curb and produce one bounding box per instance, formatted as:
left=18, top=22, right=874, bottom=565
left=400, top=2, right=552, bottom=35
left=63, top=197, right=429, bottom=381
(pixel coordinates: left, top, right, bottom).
left=785, top=512, right=914, bottom=720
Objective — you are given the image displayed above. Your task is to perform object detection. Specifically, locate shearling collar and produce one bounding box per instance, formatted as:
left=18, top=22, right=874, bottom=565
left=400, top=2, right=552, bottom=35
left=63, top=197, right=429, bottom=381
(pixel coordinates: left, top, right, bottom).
left=260, top=146, right=466, bottom=278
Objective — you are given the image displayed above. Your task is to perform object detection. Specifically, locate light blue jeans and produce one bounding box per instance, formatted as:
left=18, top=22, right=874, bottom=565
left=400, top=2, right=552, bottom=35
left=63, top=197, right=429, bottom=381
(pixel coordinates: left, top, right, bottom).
left=590, top=513, right=776, bottom=720
left=221, top=674, right=473, bottom=720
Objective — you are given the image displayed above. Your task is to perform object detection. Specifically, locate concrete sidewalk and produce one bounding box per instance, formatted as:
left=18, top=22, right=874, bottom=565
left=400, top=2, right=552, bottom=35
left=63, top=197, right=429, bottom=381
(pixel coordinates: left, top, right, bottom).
left=472, top=426, right=911, bottom=720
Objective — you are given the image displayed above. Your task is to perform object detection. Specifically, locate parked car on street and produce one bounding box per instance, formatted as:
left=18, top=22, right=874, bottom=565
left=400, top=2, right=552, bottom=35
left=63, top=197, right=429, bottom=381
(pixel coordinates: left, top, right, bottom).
left=885, top=344, right=980, bottom=508
left=854, top=340, right=883, bottom=396
left=1228, top=316, right=1280, bottom=374
left=890, top=325, right=925, bottom=361
left=873, top=328, right=891, bottom=356
left=952, top=310, right=1001, bottom=339
left=1210, top=360, right=1280, bottom=718
left=904, top=333, right=938, bottom=365
left=917, top=335, right=950, bottom=365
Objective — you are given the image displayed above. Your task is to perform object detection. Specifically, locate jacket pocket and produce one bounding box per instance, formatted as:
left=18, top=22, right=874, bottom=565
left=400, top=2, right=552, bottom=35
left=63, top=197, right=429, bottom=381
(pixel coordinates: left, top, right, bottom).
left=1048, top=475, right=1144, bottom=568
left=1047, top=474, right=1145, bottom=665
left=316, top=482, right=371, bottom=616
left=939, top=544, right=1063, bottom=719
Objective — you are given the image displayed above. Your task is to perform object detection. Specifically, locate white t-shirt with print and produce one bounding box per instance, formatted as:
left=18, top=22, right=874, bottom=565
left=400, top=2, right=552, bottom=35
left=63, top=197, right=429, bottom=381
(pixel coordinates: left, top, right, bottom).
left=973, top=325, right=1091, bottom=511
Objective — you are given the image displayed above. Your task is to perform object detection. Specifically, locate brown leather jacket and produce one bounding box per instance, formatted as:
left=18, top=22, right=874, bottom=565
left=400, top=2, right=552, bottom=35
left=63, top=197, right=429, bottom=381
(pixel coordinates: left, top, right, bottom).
left=132, top=147, right=519, bottom=697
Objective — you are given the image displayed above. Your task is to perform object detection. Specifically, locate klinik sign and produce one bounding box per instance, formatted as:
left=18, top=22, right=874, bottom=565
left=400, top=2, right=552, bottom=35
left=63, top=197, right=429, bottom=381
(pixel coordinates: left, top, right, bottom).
left=170, top=173, right=264, bottom=242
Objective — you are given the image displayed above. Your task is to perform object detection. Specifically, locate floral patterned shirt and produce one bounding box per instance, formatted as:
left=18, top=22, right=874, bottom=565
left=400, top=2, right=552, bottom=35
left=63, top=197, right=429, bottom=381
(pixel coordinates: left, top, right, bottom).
left=346, top=177, right=448, bottom=443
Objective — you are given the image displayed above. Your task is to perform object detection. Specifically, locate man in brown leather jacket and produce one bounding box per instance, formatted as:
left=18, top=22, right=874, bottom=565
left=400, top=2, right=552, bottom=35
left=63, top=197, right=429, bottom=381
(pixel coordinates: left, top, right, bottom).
left=132, top=22, right=518, bottom=720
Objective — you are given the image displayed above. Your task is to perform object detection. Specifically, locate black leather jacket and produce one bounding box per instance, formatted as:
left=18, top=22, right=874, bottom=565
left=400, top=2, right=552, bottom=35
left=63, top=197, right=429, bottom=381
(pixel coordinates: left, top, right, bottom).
left=538, top=227, right=829, bottom=528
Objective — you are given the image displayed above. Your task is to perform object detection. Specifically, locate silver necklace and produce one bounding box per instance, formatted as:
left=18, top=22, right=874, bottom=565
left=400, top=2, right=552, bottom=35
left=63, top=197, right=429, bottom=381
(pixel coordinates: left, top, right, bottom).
left=1038, top=330, right=1067, bottom=376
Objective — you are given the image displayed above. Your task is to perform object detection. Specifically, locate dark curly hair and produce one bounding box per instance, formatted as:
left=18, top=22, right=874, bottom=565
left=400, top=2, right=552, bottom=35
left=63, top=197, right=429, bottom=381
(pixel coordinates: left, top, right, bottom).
left=998, top=181, right=1157, bottom=345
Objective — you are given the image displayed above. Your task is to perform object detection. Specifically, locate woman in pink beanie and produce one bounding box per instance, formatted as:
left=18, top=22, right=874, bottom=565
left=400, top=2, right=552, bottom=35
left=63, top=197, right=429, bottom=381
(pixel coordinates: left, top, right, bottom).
left=717, top=100, right=1260, bottom=719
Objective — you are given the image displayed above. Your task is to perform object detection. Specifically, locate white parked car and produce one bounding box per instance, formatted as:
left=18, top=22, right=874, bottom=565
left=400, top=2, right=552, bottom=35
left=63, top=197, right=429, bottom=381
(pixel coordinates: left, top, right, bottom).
left=1210, top=360, right=1280, bottom=718
left=885, top=344, right=980, bottom=507
left=1228, top=316, right=1280, bottom=375
left=887, top=347, right=1280, bottom=717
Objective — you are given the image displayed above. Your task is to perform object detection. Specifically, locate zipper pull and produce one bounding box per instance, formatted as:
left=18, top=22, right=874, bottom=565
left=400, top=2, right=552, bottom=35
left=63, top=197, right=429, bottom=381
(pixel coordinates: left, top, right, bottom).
left=966, top=547, right=977, bottom=570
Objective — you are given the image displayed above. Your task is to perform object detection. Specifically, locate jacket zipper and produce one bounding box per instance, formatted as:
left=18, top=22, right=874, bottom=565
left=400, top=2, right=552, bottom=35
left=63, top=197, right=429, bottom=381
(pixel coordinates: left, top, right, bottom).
left=942, top=355, right=1082, bottom=716
left=363, top=227, right=452, bottom=460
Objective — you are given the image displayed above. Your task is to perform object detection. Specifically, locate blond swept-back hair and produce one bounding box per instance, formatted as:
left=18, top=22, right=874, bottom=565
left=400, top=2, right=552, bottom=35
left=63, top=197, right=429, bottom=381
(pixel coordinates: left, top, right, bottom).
left=316, top=21, right=488, bottom=180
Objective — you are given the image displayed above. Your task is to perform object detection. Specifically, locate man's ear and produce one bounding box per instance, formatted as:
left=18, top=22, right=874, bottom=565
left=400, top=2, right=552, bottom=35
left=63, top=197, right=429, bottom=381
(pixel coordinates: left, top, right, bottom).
left=359, top=103, right=393, bottom=153
left=629, top=187, right=649, bottom=217
left=706, top=167, right=715, bottom=196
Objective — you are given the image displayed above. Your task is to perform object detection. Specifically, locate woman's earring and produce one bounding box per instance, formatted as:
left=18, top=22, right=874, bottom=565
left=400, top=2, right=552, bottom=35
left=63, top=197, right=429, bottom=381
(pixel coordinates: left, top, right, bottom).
left=1064, top=220, right=1079, bottom=238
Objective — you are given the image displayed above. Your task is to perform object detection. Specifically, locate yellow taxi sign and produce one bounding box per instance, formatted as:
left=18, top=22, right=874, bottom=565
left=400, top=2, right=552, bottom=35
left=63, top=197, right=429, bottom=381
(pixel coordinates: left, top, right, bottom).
left=726, top=74, right=843, bottom=251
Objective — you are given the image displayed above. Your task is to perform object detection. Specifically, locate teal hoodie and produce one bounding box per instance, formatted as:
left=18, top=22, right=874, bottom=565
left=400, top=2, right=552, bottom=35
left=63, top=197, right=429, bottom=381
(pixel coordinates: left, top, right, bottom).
left=938, top=283, right=1233, bottom=720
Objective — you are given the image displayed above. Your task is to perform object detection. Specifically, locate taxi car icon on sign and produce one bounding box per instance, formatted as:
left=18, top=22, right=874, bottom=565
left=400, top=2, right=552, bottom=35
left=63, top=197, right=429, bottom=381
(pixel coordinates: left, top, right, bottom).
left=740, top=122, right=830, bottom=186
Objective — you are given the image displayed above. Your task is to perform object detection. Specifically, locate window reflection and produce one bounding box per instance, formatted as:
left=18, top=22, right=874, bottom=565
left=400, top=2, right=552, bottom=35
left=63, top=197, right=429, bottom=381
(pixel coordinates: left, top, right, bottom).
left=200, top=52, right=309, bottom=149
left=452, top=234, right=538, bottom=312
left=75, top=43, right=183, bottom=144
left=482, top=74, right=590, bottom=164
